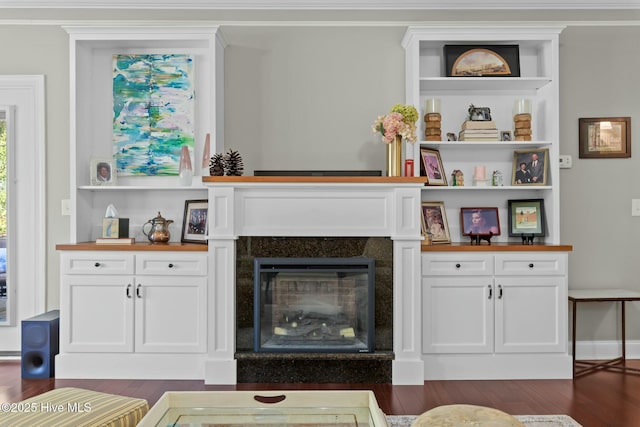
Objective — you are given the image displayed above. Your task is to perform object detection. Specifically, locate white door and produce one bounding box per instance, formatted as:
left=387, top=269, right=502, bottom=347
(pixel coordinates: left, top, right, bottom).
left=134, top=276, right=206, bottom=353
left=494, top=277, right=566, bottom=353
left=0, top=76, right=45, bottom=350
left=61, top=275, right=134, bottom=352
left=423, top=276, right=494, bottom=354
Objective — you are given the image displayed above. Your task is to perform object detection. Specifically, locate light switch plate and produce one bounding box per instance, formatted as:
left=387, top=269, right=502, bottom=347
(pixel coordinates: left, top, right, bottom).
left=61, top=199, right=71, bottom=216
left=632, top=199, right=640, bottom=217
left=559, top=155, right=572, bottom=169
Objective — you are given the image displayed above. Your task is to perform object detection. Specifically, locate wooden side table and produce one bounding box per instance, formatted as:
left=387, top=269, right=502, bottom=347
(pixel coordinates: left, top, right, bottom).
left=568, top=288, right=640, bottom=377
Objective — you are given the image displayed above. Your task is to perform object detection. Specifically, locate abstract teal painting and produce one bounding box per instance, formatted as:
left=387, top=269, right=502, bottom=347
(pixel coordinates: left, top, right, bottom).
left=113, top=54, right=194, bottom=176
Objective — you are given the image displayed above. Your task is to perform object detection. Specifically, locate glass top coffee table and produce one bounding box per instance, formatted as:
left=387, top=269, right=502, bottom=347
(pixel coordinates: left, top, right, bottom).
left=137, top=390, right=388, bottom=427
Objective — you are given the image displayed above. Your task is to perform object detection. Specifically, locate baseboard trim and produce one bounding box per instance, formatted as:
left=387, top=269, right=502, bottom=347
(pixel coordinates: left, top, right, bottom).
left=575, top=339, right=640, bottom=360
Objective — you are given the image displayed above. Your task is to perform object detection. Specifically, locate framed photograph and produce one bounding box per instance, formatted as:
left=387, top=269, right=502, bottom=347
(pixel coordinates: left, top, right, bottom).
left=579, top=117, right=631, bottom=158
left=90, top=158, right=116, bottom=186
left=511, top=148, right=549, bottom=186
left=421, top=201, right=451, bottom=244
left=420, top=148, right=447, bottom=186
left=500, top=130, right=512, bottom=141
left=181, top=199, right=209, bottom=244
left=468, top=105, right=492, bottom=121
left=460, top=207, right=501, bottom=236
left=507, top=199, right=546, bottom=237
left=443, top=45, right=520, bottom=77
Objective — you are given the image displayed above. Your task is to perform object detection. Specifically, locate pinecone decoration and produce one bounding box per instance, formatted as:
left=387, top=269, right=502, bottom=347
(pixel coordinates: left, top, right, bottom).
left=224, top=149, right=244, bottom=176
left=209, top=153, right=225, bottom=176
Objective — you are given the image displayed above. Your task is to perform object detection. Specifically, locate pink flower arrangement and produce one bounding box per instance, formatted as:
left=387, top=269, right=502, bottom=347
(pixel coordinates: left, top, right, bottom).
left=372, top=104, right=418, bottom=144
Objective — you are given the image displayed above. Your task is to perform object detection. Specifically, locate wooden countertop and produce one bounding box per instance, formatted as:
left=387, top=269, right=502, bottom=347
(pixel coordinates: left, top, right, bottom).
left=422, top=242, right=573, bottom=252
left=56, top=242, right=208, bottom=251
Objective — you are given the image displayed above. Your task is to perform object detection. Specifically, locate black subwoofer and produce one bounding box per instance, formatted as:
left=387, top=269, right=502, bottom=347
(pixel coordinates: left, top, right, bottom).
left=21, top=310, right=60, bottom=378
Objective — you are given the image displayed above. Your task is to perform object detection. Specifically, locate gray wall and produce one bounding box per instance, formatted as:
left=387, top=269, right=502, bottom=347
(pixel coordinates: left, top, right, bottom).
left=559, top=26, right=640, bottom=340
left=0, top=14, right=638, bottom=343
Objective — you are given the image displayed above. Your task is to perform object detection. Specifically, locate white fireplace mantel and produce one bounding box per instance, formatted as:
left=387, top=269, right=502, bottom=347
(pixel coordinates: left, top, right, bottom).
left=202, top=176, right=426, bottom=385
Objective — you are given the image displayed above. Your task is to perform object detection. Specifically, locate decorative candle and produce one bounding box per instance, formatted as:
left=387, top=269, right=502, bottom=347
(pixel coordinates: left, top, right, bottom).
left=425, top=98, right=441, bottom=114
left=404, top=159, right=414, bottom=177
left=474, top=165, right=486, bottom=180
left=513, top=99, right=531, bottom=116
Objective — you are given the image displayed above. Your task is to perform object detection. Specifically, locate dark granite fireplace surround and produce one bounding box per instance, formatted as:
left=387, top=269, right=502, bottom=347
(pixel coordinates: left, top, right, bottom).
left=235, top=236, right=393, bottom=383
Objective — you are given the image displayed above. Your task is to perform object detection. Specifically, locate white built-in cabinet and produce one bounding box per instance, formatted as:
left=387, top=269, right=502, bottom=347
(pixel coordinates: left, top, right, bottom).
left=64, top=26, right=225, bottom=243
left=421, top=251, right=571, bottom=379
left=56, top=26, right=223, bottom=380
left=59, top=252, right=207, bottom=354
left=56, top=250, right=208, bottom=379
left=405, top=25, right=572, bottom=380
left=422, top=252, right=567, bottom=354
left=402, top=25, right=565, bottom=243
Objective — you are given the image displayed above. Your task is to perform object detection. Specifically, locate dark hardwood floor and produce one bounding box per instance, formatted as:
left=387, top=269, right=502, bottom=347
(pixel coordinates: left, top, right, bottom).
left=2, top=360, right=640, bottom=426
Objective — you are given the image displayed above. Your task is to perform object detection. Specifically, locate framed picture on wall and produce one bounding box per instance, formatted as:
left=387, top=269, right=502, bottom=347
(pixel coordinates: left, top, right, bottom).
left=579, top=117, right=631, bottom=158
left=181, top=199, right=209, bottom=244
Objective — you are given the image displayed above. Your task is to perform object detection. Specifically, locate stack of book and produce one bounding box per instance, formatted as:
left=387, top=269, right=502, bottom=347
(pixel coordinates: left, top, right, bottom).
left=95, top=237, right=135, bottom=245
left=458, top=120, right=499, bottom=141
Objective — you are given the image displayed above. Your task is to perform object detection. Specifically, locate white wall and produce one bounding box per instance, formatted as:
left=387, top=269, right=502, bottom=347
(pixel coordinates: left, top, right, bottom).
left=0, top=15, right=639, bottom=347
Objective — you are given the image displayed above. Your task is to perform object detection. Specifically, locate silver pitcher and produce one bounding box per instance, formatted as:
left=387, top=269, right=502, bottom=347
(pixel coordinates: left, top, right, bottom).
left=142, top=212, right=173, bottom=244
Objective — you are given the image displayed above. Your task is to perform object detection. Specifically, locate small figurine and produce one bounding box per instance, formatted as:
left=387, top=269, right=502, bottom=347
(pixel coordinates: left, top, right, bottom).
left=451, top=169, right=464, bottom=186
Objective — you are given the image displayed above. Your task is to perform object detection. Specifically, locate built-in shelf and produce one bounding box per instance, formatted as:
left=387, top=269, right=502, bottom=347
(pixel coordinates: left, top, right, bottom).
left=423, top=186, right=552, bottom=191
left=419, top=77, right=552, bottom=92
left=77, top=185, right=207, bottom=191
left=420, top=140, right=552, bottom=148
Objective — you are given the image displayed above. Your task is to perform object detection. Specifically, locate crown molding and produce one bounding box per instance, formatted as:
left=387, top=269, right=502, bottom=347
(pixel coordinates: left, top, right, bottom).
left=0, top=0, right=639, bottom=10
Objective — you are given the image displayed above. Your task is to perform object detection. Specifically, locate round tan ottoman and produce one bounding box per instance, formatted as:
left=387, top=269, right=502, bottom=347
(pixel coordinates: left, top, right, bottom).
left=411, top=404, right=525, bottom=427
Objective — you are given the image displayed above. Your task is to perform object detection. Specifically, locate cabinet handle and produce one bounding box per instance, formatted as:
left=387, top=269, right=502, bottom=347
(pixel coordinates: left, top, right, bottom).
left=168, top=263, right=174, bottom=268
left=498, top=284, right=503, bottom=299
left=126, top=284, right=132, bottom=298
left=94, top=262, right=101, bottom=268
left=488, top=285, right=492, bottom=299
left=529, top=263, right=534, bottom=268
left=455, top=263, right=461, bottom=269
left=136, top=284, right=142, bottom=298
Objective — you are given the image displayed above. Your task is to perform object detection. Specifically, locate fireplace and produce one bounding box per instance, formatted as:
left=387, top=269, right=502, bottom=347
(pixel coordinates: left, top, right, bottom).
left=203, top=177, right=426, bottom=385
left=254, top=257, right=375, bottom=353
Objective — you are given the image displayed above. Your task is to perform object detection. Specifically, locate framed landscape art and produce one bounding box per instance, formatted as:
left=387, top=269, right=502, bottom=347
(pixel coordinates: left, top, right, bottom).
left=579, top=117, right=631, bottom=158
left=443, top=45, right=520, bottom=77
left=508, top=199, right=546, bottom=241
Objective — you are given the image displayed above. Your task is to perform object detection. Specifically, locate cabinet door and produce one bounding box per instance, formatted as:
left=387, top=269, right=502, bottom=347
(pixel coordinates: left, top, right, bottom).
left=134, top=276, right=207, bottom=353
left=494, top=277, right=566, bottom=353
left=423, top=276, right=494, bottom=354
left=60, top=275, right=134, bottom=352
